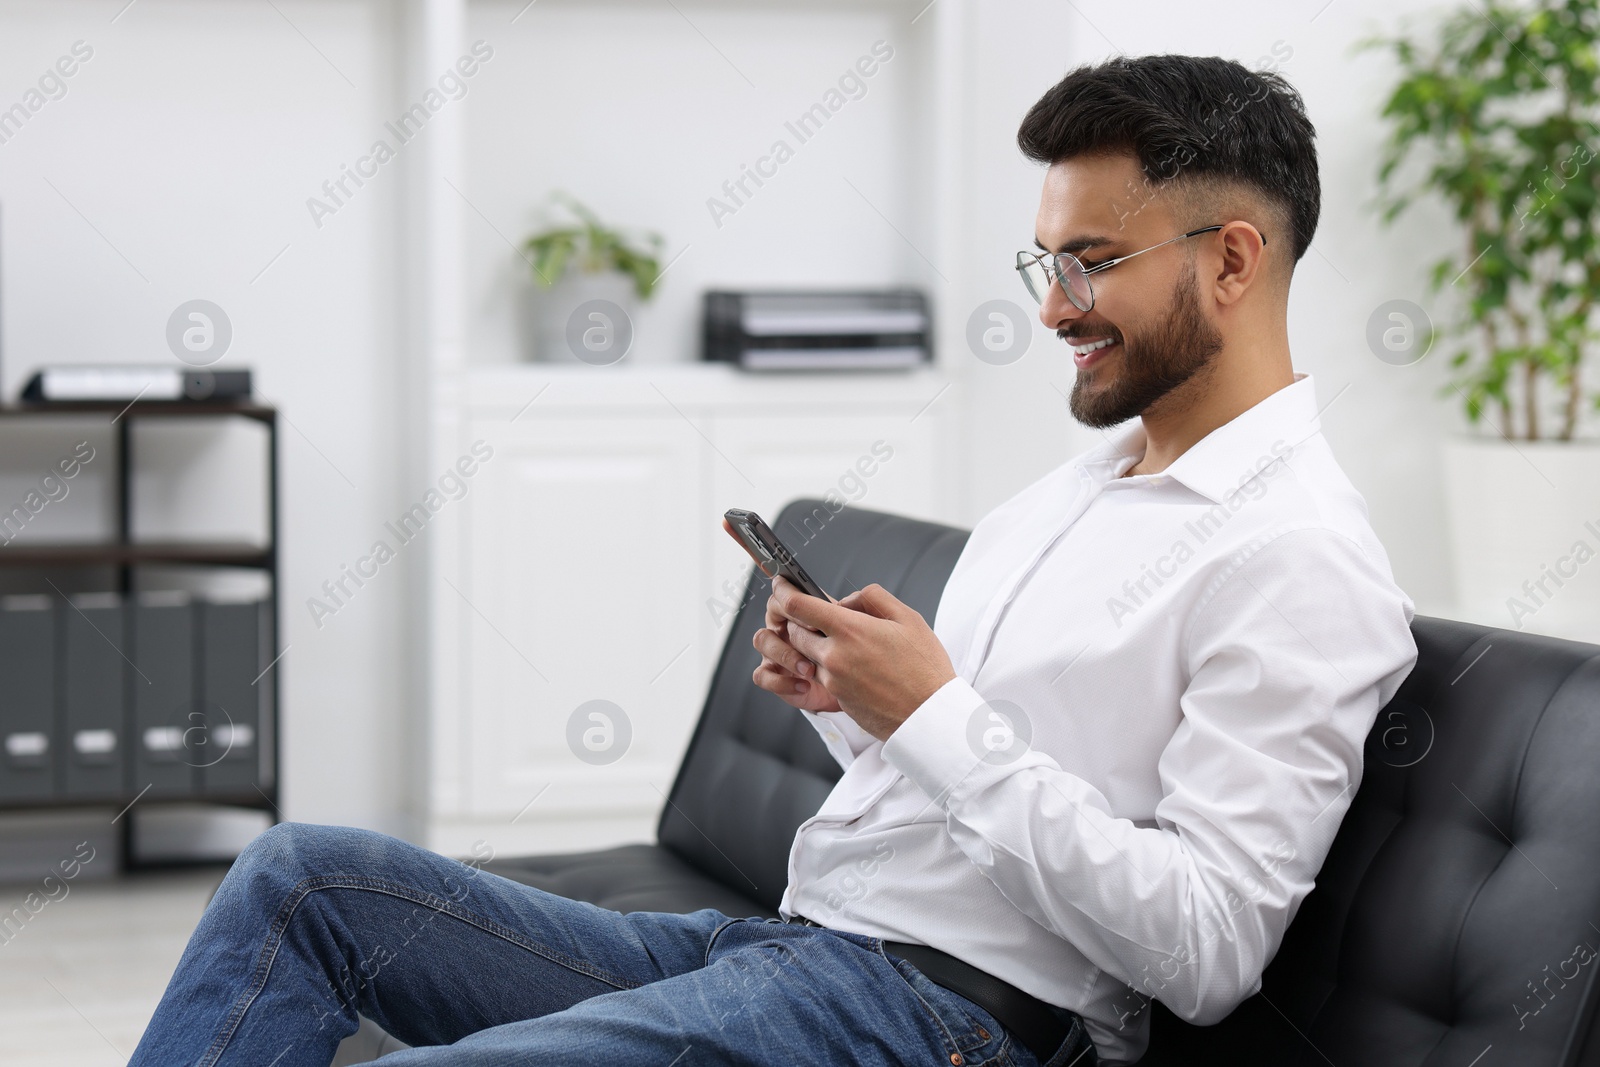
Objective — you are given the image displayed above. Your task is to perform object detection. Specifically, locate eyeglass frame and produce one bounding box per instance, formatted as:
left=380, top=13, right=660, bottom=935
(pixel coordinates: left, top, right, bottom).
left=1015, top=224, right=1266, bottom=312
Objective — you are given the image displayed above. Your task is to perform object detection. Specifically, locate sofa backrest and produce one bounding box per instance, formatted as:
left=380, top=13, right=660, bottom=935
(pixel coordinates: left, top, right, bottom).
left=660, top=499, right=1600, bottom=1066
left=1139, top=617, right=1600, bottom=1066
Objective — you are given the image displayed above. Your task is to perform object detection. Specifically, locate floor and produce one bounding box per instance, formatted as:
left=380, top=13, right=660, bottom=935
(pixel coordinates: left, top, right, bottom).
left=0, top=866, right=223, bottom=1066
left=0, top=866, right=407, bottom=1066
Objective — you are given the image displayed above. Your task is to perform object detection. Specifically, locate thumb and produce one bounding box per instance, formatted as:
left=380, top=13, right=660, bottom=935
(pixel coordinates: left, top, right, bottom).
left=842, top=583, right=903, bottom=620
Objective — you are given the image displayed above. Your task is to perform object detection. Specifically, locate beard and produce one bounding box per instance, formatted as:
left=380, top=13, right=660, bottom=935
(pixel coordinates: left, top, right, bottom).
left=1065, top=258, right=1225, bottom=430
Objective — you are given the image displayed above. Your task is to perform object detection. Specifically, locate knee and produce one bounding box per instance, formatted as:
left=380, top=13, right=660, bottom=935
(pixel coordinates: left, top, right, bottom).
left=224, top=822, right=386, bottom=898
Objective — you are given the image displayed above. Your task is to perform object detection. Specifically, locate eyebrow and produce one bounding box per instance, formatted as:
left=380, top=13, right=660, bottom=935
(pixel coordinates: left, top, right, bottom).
left=1033, top=233, right=1120, bottom=256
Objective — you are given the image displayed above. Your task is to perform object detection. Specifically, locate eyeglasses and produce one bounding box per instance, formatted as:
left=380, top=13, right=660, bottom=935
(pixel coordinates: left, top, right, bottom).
left=1016, top=225, right=1264, bottom=312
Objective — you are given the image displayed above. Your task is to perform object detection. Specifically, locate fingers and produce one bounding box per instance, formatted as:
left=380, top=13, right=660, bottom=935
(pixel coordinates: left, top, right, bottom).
left=839, top=583, right=903, bottom=620
left=783, top=619, right=824, bottom=666
left=753, top=660, right=808, bottom=696
left=769, top=575, right=841, bottom=634
left=767, top=579, right=822, bottom=638
left=752, top=661, right=841, bottom=713
left=752, top=623, right=814, bottom=678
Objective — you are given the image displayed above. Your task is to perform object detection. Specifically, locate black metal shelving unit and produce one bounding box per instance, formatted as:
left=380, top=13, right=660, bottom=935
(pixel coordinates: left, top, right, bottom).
left=0, top=399, right=280, bottom=867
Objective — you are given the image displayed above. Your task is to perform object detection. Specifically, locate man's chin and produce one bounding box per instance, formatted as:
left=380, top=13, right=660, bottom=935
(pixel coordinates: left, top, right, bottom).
left=1068, top=382, right=1137, bottom=429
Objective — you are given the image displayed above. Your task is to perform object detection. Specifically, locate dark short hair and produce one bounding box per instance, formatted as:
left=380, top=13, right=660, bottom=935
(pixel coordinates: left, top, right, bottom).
left=1016, top=54, right=1320, bottom=266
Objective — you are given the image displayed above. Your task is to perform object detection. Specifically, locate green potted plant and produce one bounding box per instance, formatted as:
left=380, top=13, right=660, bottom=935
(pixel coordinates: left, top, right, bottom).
left=1364, top=0, right=1600, bottom=639
left=520, top=192, right=666, bottom=364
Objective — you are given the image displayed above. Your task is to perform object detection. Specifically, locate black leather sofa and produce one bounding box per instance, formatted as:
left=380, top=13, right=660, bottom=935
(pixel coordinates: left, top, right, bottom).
left=484, top=498, right=1600, bottom=1066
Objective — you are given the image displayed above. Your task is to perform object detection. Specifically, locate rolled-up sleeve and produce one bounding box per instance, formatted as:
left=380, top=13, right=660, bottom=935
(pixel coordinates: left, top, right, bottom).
left=879, top=525, right=1418, bottom=1023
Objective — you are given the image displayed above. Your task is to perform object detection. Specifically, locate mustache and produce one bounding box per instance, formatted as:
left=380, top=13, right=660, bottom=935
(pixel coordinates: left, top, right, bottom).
left=1059, top=327, right=1122, bottom=344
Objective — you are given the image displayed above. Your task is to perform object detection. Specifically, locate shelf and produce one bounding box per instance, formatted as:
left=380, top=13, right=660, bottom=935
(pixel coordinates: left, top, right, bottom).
left=0, top=542, right=272, bottom=568
left=0, top=790, right=278, bottom=814
left=465, top=361, right=953, bottom=414
left=0, top=401, right=276, bottom=422
left=0, top=382, right=280, bottom=867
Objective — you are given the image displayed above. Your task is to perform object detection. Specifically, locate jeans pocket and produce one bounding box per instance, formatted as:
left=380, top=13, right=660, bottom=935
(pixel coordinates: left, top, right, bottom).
left=884, top=953, right=1013, bottom=1065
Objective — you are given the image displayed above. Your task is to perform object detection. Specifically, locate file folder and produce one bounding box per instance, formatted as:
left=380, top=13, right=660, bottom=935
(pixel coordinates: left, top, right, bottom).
left=132, top=592, right=198, bottom=797
left=61, top=592, right=126, bottom=799
left=0, top=596, right=56, bottom=802
left=200, top=599, right=264, bottom=793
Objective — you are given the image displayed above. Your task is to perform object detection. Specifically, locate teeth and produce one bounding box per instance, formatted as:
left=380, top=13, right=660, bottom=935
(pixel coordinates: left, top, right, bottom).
left=1071, top=337, right=1116, bottom=356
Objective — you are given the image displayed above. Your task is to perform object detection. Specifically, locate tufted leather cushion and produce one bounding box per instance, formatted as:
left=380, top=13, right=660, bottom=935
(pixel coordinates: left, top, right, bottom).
left=1135, top=617, right=1600, bottom=1066
left=474, top=842, right=769, bottom=919
left=485, top=499, right=1600, bottom=1066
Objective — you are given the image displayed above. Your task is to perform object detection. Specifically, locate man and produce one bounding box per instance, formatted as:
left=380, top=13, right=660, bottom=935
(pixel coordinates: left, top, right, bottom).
left=130, top=55, right=1416, bottom=1067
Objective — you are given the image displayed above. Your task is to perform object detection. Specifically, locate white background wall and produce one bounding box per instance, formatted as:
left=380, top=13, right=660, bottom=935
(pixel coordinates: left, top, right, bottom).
left=0, top=0, right=1524, bottom=846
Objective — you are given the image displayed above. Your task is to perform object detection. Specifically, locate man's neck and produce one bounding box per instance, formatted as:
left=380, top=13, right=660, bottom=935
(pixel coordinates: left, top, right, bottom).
left=1123, top=350, right=1296, bottom=478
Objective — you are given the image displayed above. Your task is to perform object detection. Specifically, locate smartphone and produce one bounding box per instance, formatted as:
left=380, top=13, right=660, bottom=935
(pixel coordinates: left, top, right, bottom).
left=722, top=508, right=834, bottom=602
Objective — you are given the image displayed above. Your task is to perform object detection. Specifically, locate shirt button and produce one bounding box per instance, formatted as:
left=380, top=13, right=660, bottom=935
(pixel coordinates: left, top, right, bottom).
left=826, top=731, right=841, bottom=742
left=950, top=1054, right=963, bottom=1066
left=976, top=1027, right=989, bottom=1040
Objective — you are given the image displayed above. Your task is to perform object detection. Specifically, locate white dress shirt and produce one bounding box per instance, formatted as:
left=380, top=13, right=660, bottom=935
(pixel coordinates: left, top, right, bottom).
left=778, top=371, right=1419, bottom=1065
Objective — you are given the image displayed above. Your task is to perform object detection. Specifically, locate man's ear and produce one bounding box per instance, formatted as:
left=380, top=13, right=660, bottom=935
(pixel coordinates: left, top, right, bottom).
left=1211, top=220, right=1269, bottom=306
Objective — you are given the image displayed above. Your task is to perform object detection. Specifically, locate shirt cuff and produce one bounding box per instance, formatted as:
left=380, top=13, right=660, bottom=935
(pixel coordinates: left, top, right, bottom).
left=880, top=675, right=994, bottom=808
left=799, top=707, right=871, bottom=767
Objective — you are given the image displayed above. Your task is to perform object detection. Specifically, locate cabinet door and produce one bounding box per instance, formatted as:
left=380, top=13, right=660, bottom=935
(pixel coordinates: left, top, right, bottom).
left=459, top=415, right=705, bottom=825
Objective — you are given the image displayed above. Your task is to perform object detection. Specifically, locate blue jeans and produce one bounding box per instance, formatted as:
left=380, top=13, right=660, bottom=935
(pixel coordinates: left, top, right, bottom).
left=128, top=822, right=1100, bottom=1066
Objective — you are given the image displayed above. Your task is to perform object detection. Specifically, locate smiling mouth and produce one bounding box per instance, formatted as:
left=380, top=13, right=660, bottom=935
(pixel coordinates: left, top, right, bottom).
left=1068, top=335, right=1120, bottom=369
left=1069, top=337, right=1117, bottom=357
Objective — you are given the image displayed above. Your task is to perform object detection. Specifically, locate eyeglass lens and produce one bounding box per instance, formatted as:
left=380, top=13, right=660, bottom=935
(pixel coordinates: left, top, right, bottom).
left=1018, top=253, right=1092, bottom=311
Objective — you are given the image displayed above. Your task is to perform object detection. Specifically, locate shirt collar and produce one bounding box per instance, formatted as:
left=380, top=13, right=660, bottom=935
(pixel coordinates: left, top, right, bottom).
left=1078, top=372, right=1324, bottom=504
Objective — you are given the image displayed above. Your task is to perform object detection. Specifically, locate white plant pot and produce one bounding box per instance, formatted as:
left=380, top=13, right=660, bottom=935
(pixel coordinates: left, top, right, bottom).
left=1440, top=435, right=1600, bottom=642
left=524, top=272, right=640, bottom=365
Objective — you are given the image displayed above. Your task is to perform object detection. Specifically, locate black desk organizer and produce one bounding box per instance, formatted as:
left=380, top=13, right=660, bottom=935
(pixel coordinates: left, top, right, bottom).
left=0, top=400, right=280, bottom=867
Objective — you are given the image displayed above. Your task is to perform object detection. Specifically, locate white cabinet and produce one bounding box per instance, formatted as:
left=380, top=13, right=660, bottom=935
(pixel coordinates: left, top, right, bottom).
left=422, top=364, right=954, bottom=855
left=460, top=414, right=703, bottom=822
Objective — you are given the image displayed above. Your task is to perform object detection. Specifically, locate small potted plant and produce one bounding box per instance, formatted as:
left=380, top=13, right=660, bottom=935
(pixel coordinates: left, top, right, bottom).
left=1364, top=0, right=1600, bottom=639
left=521, top=192, right=665, bottom=364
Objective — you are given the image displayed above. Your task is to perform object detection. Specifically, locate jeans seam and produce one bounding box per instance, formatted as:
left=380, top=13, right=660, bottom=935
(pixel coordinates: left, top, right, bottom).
left=196, top=874, right=647, bottom=1067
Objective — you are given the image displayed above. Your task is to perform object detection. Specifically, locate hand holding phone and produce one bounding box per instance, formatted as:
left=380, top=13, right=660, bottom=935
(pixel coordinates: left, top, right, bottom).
left=725, top=508, right=846, bottom=713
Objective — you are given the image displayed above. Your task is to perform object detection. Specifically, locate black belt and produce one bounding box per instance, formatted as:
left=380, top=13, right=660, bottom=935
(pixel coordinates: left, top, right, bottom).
left=785, top=914, right=1072, bottom=1063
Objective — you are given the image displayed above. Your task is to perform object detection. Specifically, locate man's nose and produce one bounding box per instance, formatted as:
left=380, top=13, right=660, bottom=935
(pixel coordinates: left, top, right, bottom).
left=1038, top=279, right=1084, bottom=331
